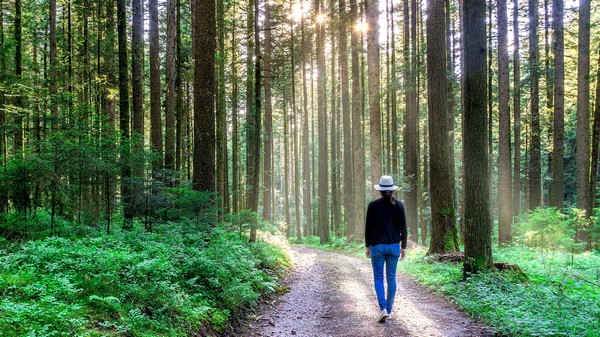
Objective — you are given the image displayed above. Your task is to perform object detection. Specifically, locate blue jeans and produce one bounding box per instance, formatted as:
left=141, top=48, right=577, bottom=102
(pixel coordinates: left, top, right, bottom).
left=370, top=243, right=401, bottom=314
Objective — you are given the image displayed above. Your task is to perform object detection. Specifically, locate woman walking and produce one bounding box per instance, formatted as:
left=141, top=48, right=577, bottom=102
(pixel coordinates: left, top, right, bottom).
left=365, top=175, right=408, bottom=323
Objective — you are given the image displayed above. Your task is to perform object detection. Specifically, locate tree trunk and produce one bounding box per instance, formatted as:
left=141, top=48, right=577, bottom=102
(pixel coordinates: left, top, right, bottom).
left=48, top=0, right=57, bottom=132
left=248, top=0, right=261, bottom=241
left=175, top=0, right=183, bottom=175
left=339, top=0, right=354, bottom=237
left=330, top=0, right=340, bottom=235
left=391, top=0, right=398, bottom=175
left=551, top=0, right=564, bottom=209
left=462, top=0, right=492, bottom=276
left=232, top=12, right=240, bottom=213
left=290, top=18, right=302, bottom=241
left=262, top=0, right=273, bottom=221
left=427, top=0, right=458, bottom=254
left=301, top=14, right=312, bottom=237
left=497, top=0, right=512, bottom=243
left=404, top=0, right=419, bottom=242
left=351, top=0, right=364, bottom=241
left=528, top=0, right=541, bottom=209
left=367, top=0, right=382, bottom=205
left=117, top=0, right=132, bottom=222
left=149, top=0, right=163, bottom=172
left=165, top=0, right=177, bottom=174
left=576, top=0, right=592, bottom=236
left=191, top=0, right=216, bottom=194
left=590, top=50, right=600, bottom=210
left=132, top=0, right=144, bottom=180
left=316, top=0, right=329, bottom=244
left=217, top=0, right=228, bottom=213
left=245, top=0, right=255, bottom=210
left=513, top=0, right=521, bottom=218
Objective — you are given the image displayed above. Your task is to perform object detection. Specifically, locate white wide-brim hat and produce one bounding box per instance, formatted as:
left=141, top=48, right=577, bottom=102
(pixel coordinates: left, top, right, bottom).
left=374, top=175, right=398, bottom=191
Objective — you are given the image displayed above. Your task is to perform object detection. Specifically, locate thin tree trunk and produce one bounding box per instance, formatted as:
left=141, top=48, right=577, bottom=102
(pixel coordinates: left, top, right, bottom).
left=529, top=0, right=541, bottom=209
left=576, top=0, right=592, bottom=236
left=498, top=0, right=512, bottom=243
left=262, top=0, right=273, bottom=221
left=391, top=0, right=398, bottom=175
left=301, top=13, right=312, bottom=237
left=132, top=0, right=144, bottom=180
left=551, top=0, right=564, bottom=209
left=351, top=0, right=364, bottom=241
left=330, top=0, right=340, bottom=235
left=232, top=12, right=240, bottom=213
left=426, top=0, right=458, bottom=254
left=117, top=0, right=132, bottom=222
left=249, top=0, right=262, bottom=241
left=48, top=0, right=57, bottom=132
left=217, top=0, right=228, bottom=213
left=544, top=0, right=553, bottom=205
left=317, top=0, right=329, bottom=244
left=175, top=0, right=183, bottom=175
left=290, top=17, right=302, bottom=241
left=245, top=0, right=255, bottom=211
left=463, top=0, right=492, bottom=276
left=513, top=0, right=521, bottom=218
left=367, top=0, right=382, bottom=204
left=339, top=0, right=354, bottom=237
left=590, top=49, right=600, bottom=210
left=165, top=0, right=177, bottom=175
left=150, top=0, right=163, bottom=172
left=404, top=0, right=419, bottom=242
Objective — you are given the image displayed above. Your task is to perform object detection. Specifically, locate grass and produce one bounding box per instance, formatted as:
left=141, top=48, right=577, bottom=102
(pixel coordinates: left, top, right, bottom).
left=0, top=221, right=291, bottom=337
left=399, top=245, right=600, bottom=337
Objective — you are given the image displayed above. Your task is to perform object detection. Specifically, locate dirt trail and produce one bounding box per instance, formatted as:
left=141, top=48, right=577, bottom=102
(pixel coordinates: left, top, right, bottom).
left=241, top=246, right=495, bottom=337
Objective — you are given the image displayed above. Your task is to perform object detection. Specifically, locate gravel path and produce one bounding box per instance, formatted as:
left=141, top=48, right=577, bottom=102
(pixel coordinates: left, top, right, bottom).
left=241, top=246, right=495, bottom=337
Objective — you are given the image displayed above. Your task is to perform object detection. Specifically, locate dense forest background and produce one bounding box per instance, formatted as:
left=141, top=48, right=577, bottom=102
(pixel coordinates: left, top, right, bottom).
left=1, top=0, right=600, bottom=264
left=1, top=0, right=600, bottom=335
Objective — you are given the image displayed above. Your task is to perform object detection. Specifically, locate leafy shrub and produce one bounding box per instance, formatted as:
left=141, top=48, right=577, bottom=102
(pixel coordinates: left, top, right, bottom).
left=0, top=223, right=290, bottom=336
left=398, top=245, right=600, bottom=337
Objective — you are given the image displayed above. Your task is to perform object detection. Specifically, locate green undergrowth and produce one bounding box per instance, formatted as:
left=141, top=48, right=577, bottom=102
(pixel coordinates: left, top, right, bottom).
left=0, top=222, right=291, bottom=337
left=400, top=245, right=600, bottom=337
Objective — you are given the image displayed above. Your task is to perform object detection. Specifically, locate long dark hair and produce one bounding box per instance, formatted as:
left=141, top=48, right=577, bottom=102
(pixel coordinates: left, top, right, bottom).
left=380, top=190, right=396, bottom=205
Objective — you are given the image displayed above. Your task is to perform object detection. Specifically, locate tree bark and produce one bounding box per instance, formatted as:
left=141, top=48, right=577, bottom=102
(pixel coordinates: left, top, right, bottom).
left=301, top=13, right=313, bottom=237
left=248, top=0, right=262, bottom=241
left=48, top=0, right=57, bottom=132
left=262, top=0, right=273, bottom=221
left=367, top=0, right=382, bottom=204
left=290, top=18, right=302, bottom=241
left=528, top=0, right=541, bottom=209
left=426, top=0, right=458, bottom=254
left=590, top=49, right=600, bottom=211
left=317, top=0, right=329, bottom=244
left=551, top=0, right=564, bottom=209
left=498, top=0, right=512, bottom=243
left=404, top=0, right=419, bottom=242
left=339, top=0, right=354, bottom=237
left=165, top=0, right=177, bottom=174
left=117, top=0, right=132, bottom=222
left=576, top=0, right=592, bottom=233
left=351, top=0, right=364, bottom=241
left=149, top=0, right=163, bottom=172
left=191, top=0, right=216, bottom=194
left=462, top=0, right=492, bottom=276
left=513, top=0, right=521, bottom=218
left=132, top=0, right=144, bottom=179
left=232, top=12, right=240, bottom=213
left=217, top=0, right=229, bottom=213
left=245, top=0, right=255, bottom=210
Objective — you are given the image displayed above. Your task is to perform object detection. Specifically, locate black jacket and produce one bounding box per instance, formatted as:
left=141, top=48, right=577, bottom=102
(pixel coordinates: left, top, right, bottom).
left=364, top=198, right=408, bottom=249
